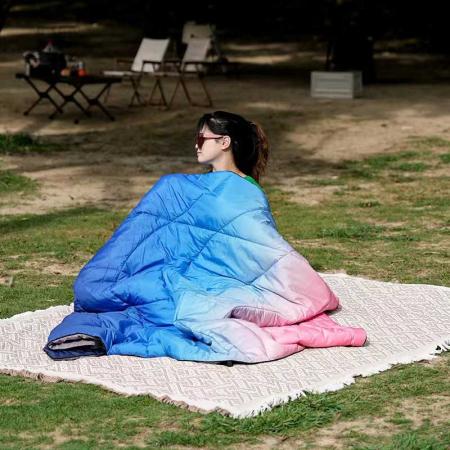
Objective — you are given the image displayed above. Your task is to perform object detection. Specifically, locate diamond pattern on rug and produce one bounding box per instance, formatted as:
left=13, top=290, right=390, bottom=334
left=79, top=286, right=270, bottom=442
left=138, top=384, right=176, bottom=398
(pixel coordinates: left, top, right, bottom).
left=1, top=273, right=449, bottom=417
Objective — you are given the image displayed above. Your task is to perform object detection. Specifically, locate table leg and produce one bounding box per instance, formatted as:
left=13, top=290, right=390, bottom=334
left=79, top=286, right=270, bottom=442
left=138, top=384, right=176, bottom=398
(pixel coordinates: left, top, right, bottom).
left=22, top=78, right=63, bottom=116
left=77, top=83, right=116, bottom=121
left=50, top=85, right=92, bottom=120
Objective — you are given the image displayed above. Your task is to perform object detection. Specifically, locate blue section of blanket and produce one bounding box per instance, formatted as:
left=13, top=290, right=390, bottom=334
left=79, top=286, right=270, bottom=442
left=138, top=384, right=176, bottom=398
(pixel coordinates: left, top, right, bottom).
left=44, top=171, right=308, bottom=362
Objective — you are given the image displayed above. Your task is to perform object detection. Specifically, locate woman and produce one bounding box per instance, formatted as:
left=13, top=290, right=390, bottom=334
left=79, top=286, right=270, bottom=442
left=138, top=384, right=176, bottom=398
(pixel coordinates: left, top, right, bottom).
left=44, top=111, right=366, bottom=363
left=195, top=111, right=267, bottom=191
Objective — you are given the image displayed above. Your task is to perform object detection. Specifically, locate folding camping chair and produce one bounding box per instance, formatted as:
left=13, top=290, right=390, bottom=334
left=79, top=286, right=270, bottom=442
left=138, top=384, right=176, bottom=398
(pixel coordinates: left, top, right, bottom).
left=150, top=38, right=213, bottom=109
left=181, top=22, right=238, bottom=75
left=182, top=22, right=215, bottom=40
left=103, top=38, right=170, bottom=106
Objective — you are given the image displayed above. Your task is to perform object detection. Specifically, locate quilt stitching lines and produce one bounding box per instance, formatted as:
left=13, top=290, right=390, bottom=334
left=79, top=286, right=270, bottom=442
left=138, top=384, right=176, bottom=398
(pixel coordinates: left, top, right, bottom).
left=113, top=193, right=206, bottom=280
left=182, top=207, right=266, bottom=270
left=132, top=210, right=286, bottom=251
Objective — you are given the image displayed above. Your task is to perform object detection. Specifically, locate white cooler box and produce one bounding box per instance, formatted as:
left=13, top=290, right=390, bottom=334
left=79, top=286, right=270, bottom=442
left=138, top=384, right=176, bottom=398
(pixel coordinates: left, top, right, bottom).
left=311, top=71, right=363, bottom=99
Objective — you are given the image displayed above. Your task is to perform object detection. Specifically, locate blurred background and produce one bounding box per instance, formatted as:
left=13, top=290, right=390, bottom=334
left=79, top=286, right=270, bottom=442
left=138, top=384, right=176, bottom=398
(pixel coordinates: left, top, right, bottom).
left=0, top=0, right=449, bottom=214
left=1, top=5, right=449, bottom=447
left=2, top=0, right=450, bottom=81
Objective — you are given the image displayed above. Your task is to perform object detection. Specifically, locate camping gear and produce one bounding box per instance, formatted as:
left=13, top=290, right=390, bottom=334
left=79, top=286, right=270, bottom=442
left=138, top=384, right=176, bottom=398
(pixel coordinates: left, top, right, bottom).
left=311, top=71, right=363, bottom=99
left=147, top=38, right=214, bottom=108
left=103, top=38, right=170, bottom=106
left=43, top=171, right=366, bottom=362
left=23, top=40, right=67, bottom=78
left=16, top=73, right=122, bottom=122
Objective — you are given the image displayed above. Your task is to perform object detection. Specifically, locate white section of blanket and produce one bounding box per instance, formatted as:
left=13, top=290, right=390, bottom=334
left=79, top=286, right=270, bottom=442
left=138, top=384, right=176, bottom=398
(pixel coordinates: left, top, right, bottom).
left=1, top=273, right=449, bottom=418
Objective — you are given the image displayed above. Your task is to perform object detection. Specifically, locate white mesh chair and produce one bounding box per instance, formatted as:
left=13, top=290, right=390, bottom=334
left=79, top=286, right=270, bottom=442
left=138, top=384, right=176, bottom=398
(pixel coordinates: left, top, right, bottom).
left=103, top=38, right=170, bottom=106
left=182, top=22, right=223, bottom=65
left=150, top=38, right=214, bottom=109
left=180, top=37, right=212, bottom=73
left=182, top=22, right=215, bottom=45
left=181, top=22, right=239, bottom=76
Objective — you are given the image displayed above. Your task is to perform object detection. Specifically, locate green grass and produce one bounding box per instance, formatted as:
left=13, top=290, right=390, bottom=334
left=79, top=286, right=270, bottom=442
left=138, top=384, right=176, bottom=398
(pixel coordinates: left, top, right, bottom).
left=408, top=136, right=450, bottom=150
left=290, top=142, right=449, bottom=285
left=0, top=132, right=55, bottom=196
left=0, top=170, right=37, bottom=194
left=332, top=137, right=450, bottom=182
left=308, top=177, right=345, bottom=186
left=0, top=133, right=60, bottom=155
left=344, top=426, right=450, bottom=450
left=393, top=162, right=428, bottom=172
left=0, top=356, right=448, bottom=449
left=0, top=136, right=449, bottom=448
left=0, top=207, right=124, bottom=317
left=0, top=207, right=122, bottom=260
left=0, top=273, right=74, bottom=318
left=317, top=223, right=384, bottom=239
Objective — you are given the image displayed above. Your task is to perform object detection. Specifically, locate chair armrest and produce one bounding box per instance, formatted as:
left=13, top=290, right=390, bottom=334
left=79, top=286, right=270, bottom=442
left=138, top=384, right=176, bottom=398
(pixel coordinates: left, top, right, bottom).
left=112, top=58, right=133, bottom=71
left=115, top=58, right=133, bottom=66
left=138, top=59, right=165, bottom=72
left=182, top=60, right=217, bottom=65
left=179, top=60, right=214, bottom=73
left=182, top=60, right=239, bottom=66
left=181, top=60, right=240, bottom=76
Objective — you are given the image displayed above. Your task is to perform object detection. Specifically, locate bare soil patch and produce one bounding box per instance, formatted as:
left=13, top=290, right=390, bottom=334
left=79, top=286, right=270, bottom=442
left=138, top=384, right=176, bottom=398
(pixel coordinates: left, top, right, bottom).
left=1, top=20, right=450, bottom=215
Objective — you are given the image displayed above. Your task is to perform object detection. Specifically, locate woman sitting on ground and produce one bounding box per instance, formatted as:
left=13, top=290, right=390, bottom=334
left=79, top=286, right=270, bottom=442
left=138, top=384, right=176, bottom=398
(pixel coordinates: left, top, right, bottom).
left=44, top=110, right=366, bottom=363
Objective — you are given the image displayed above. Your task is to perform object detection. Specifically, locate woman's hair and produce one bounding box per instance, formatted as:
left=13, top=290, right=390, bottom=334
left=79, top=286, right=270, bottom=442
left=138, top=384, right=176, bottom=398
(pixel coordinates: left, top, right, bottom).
left=196, top=111, right=269, bottom=183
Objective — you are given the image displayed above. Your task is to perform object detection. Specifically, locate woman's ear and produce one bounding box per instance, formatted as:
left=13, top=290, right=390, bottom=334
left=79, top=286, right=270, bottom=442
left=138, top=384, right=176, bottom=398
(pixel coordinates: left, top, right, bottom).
left=221, top=135, right=231, bottom=150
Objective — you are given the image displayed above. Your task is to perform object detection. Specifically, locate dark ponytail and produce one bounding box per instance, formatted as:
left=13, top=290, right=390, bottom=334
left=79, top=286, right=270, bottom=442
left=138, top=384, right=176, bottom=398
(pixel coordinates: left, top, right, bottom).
left=248, top=121, right=269, bottom=183
left=196, top=111, right=270, bottom=183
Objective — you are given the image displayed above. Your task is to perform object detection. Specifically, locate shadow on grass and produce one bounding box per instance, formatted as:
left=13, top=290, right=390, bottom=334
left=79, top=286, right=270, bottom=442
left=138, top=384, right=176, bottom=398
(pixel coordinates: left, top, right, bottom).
left=0, top=206, right=109, bottom=234
left=0, top=169, right=37, bottom=194
left=0, top=132, right=64, bottom=155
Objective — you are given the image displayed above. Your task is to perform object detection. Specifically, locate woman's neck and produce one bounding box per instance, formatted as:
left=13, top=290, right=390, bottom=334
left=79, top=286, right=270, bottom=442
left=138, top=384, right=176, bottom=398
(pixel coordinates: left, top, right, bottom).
left=211, top=161, right=246, bottom=177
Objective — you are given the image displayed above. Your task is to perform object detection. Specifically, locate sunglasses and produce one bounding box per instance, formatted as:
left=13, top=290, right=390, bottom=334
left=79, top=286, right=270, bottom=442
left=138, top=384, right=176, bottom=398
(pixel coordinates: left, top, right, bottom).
left=195, top=132, right=224, bottom=149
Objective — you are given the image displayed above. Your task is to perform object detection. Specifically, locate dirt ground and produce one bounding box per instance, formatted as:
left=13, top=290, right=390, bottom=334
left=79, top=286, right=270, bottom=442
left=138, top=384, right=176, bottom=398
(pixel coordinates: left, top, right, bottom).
left=1, top=19, right=450, bottom=216
left=1, top=17, right=450, bottom=450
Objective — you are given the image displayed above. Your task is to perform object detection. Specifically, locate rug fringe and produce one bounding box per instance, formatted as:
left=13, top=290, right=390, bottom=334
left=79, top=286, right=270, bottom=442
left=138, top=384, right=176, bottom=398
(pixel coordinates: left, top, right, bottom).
left=0, top=366, right=234, bottom=416
left=0, top=297, right=448, bottom=418
left=229, top=336, right=450, bottom=418
left=1, top=336, right=448, bottom=419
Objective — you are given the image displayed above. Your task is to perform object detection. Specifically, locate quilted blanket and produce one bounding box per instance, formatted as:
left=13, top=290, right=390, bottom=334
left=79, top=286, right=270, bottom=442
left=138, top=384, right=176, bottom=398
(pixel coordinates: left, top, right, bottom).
left=44, top=171, right=366, bottom=363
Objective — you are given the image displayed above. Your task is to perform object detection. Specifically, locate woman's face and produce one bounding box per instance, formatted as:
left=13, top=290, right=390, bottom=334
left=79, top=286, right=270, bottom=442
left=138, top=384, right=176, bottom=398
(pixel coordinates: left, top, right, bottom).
left=195, top=124, right=229, bottom=165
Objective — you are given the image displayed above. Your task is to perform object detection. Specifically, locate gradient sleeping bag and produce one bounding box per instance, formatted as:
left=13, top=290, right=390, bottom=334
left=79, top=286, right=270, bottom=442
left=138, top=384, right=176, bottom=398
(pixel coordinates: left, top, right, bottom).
left=44, top=171, right=367, bottom=363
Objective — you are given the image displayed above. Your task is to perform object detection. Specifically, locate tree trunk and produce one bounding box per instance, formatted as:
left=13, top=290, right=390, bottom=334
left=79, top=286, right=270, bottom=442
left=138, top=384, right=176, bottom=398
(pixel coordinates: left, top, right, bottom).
left=0, top=0, right=12, bottom=34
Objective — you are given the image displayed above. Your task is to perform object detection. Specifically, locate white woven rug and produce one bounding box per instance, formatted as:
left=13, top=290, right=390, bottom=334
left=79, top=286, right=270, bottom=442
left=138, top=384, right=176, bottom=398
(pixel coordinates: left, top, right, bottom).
left=1, top=273, right=449, bottom=418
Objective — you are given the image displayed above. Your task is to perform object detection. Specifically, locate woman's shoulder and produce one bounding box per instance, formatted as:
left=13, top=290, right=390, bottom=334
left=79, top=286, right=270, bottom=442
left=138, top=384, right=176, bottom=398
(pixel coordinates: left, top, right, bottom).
left=244, top=175, right=264, bottom=191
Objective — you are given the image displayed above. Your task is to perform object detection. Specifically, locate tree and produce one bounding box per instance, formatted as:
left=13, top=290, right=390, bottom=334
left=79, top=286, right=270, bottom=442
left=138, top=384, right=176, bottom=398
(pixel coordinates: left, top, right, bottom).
left=0, top=0, right=12, bottom=33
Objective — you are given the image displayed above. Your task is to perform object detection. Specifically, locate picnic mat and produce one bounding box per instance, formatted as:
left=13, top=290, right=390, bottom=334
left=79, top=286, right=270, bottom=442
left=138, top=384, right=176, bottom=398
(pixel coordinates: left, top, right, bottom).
left=1, top=273, right=449, bottom=418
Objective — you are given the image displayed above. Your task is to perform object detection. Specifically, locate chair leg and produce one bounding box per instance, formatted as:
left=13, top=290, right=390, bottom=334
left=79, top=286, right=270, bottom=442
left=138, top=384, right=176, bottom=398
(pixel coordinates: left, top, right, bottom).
left=174, top=74, right=213, bottom=108
left=156, top=79, right=169, bottom=109
left=177, top=76, right=195, bottom=107
left=148, top=79, right=159, bottom=105
left=147, top=78, right=169, bottom=109
left=168, top=78, right=181, bottom=108
left=103, top=85, right=111, bottom=104
left=129, top=76, right=144, bottom=107
left=198, top=75, right=213, bottom=107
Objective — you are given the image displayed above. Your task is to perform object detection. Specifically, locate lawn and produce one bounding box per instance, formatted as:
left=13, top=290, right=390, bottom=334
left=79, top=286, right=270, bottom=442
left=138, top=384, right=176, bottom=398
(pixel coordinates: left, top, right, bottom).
left=0, top=134, right=449, bottom=449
